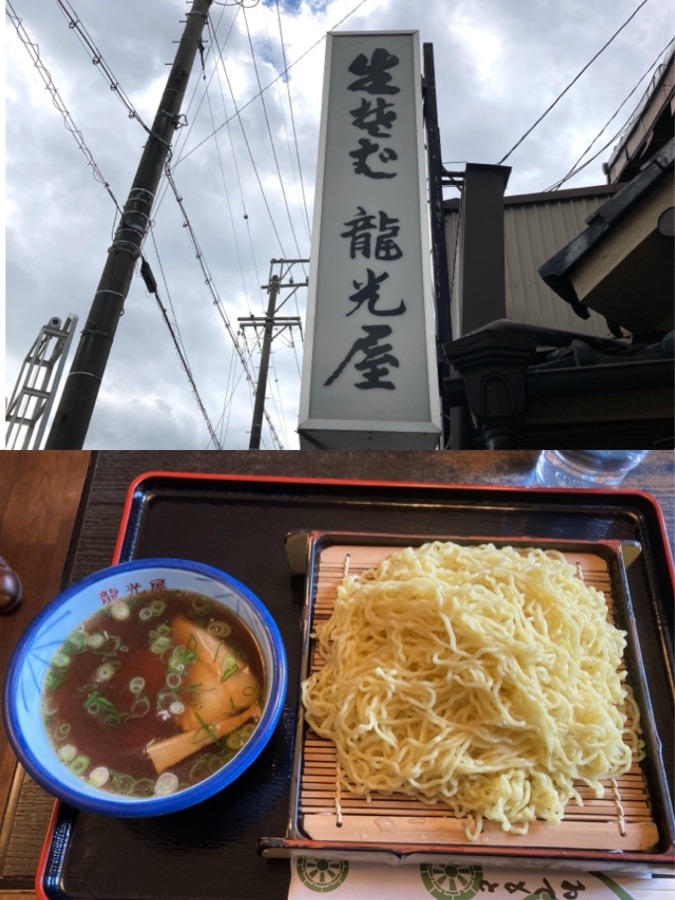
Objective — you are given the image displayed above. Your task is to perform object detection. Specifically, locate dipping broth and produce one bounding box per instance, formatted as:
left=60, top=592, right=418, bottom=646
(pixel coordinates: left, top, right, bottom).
left=42, top=589, right=264, bottom=798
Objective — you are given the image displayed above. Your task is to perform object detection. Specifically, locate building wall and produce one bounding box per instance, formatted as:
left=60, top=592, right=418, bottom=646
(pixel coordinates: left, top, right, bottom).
left=444, top=185, right=621, bottom=339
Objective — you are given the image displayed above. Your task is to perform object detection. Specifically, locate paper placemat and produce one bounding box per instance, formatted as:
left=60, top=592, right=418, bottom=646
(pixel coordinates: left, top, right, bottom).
left=289, top=861, right=673, bottom=899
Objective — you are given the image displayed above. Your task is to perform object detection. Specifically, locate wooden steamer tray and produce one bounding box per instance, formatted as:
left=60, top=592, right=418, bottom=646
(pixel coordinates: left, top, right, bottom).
left=273, top=533, right=667, bottom=866
left=35, top=474, right=674, bottom=899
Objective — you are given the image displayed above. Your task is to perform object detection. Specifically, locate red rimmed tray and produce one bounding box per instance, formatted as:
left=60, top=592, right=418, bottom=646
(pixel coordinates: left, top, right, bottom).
left=36, top=473, right=674, bottom=900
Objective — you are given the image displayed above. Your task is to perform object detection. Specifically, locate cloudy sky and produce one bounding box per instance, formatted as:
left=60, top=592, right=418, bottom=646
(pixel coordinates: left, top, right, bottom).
left=5, top=0, right=673, bottom=449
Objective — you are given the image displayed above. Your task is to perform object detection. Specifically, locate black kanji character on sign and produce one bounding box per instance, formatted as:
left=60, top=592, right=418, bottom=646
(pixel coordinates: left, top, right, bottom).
left=348, top=48, right=400, bottom=94
left=560, top=881, right=586, bottom=900
left=480, top=880, right=499, bottom=893
left=324, top=324, right=399, bottom=390
left=340, top=208, right=403, bottom=261
left=530, top=878, right=557, bottom=899
left=349, top=138, right=397, bottom=179
left=505, top=882, right=529, bottom=895
left=347, top=269, right=406, bottom=317
left=373, top=211, right=403, bottom=260
left=340, top=207, right=377, bottom=258
left=350, top=97, right=397, bottom=137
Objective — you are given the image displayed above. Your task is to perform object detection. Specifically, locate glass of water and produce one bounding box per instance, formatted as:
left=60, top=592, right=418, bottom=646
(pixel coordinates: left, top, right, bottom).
left=535, top=450, right=649, bottom=488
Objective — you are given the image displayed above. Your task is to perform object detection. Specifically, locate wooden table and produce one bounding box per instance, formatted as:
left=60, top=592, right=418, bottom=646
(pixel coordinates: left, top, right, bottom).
left=1, top=450, right=673, bottom=899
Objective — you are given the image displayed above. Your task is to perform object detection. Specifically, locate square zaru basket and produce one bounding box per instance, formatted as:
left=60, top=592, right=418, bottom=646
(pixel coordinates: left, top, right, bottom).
left=261, top=532, right=675, bottom=870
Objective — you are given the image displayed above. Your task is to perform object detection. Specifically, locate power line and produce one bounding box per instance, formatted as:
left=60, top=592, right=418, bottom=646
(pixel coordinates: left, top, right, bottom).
left=199, top=29, right=258, bottom=317
left=163, top=164, right=284, bottom=448
left=6, top=1, right=122, bottom=214
left=274, top=0, right=312, bottom=245
left=205, top=13, right=269, bottom=314
left=546, top=39, right=674, bottom=191
left=242, top=6, right=306, bottom=261
left=176, top=0, right=372, bottom=167
left=139, top=255, right=224, bottom=449
left=496, top=0, right=652, bottom=165
left=52, top=0, right=152, bottom=133
left=207, top=17, right=289, bottom=256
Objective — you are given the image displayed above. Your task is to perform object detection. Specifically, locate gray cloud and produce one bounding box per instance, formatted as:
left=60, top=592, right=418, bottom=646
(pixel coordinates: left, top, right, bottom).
left=5, top=0, right=672, bottom=448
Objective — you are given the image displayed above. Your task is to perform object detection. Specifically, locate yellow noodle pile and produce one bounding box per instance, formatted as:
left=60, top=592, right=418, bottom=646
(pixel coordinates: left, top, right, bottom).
left=301, top=541, right=643, bottom=839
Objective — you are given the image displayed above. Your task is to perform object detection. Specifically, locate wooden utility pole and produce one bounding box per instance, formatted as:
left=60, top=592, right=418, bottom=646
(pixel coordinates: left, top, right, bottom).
left=46, top=0, right=213, bottom=449
left=239, top=259, right=305, bottom=449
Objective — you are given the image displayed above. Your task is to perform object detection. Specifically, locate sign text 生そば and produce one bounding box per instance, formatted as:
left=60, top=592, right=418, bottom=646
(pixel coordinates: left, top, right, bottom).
left=299, top=32, right=441, bottom=449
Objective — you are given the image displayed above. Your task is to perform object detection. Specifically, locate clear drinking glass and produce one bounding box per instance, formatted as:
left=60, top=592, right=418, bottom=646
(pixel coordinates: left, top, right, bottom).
left=535, top=450, right=649, bottom=488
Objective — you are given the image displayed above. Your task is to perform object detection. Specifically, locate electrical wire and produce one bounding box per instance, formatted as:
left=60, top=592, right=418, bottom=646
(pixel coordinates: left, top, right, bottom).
left=199, top=33, right=258, bottom=317
left=140, top=248, right=224, bottom=449
left=51, top=0, right=152, bottom=133
left=242, top=6, right=306, bottom=262
left=496, top=0, right=652, bottom=165
left=163, top=164, right=284, bottom=448
left=546, top=39, right=674, bottom=191
left=275, top=0, right=312, bottom=245
left=205, top=14, right=269, bottom=316
left=6, top=1, right=123, bottom=215
left=207, top=17, right=289, bottom=256
left=176, top=0, right=373, bottom=167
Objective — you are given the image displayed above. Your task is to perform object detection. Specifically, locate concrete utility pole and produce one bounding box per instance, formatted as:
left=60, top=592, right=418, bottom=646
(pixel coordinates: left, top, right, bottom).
left=239, top=259, right=306, bottom=449
left=46, top=0, right=213, bottom=449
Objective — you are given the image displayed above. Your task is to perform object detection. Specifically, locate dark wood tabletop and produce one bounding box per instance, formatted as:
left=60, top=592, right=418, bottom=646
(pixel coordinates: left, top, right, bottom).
left=1, top=449, right=673, bottom=899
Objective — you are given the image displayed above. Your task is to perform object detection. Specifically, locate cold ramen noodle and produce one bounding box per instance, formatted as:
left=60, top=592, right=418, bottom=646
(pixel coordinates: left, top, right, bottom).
left=43, top=589, right=264, bottom=798
left=301, top=541, right=644, bottom=839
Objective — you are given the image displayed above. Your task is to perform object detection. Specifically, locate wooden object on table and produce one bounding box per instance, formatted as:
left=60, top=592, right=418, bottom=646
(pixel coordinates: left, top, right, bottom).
left=0, top=451, right=91, bottom=899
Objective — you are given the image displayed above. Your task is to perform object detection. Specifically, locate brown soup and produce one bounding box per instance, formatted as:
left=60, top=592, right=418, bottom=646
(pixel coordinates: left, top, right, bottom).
left=42, top=589, right=264, bottom=798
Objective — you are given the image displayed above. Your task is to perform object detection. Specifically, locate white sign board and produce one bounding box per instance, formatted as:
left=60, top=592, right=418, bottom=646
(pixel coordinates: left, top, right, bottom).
left=298, top=31, right=441, bottom=449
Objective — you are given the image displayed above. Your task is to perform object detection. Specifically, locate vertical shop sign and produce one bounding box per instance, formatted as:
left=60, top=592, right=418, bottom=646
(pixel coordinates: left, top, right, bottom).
left=299, top=31, right=441, bottom=449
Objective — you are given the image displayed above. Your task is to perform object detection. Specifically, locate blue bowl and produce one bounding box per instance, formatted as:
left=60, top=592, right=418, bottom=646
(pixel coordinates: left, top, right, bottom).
left=3, top=558, right=287, bottom=817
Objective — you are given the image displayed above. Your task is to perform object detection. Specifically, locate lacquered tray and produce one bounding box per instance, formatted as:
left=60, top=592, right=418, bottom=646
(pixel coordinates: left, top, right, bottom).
left=37, top=473, right=675, bottom=900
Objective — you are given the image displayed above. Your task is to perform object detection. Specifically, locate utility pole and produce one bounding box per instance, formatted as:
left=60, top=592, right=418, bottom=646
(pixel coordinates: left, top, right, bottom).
left=46, top=0, right=213, bottom=449
left=239, top=259, right=306, bottom=449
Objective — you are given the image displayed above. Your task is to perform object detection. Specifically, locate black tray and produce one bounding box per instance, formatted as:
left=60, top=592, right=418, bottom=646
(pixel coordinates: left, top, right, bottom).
left=39, top=473, right=675, bottom=900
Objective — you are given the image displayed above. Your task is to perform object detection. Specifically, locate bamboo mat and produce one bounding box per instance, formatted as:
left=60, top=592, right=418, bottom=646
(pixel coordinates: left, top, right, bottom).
left=298, top=543, right=660, bottom=852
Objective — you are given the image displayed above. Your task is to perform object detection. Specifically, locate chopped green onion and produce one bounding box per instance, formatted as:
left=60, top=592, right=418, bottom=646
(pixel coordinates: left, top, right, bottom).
left=191, top=596, right=212, bottom=613
left=157, top=688, right=179, bottom=709
left=193, top=713, right=217, bottom=743
left=86, top=632, right=106, bottom=649
left=225, top=723, right=256, bottom=750
left=130, top=696, right=150, bottom=718
left=150, top=636, right=171, bottom=655
left=57, top=743, right=78, bottom=762
left=154, top=772, right=179, bottom=796
left=66, top=630, right=88, bottom=653
left=207, top=620, right=231, bottom=638
left=139, top=606, right=153, bottom=621
left=95, top=661, right=120, bottom=683
left=132, top=778, right=156, bottom=798
left=166, top=671, right=182, bottom=689
left=51, top=652, right=71, bottom=669
left=168, top=700, right=185, bottom=716
left=111, top=771, right=135, bottom=795
left=150, top=623, right=171, bottom=639
left=70, top=754, right=90, bottom=776
left=89, top=766, right=110, bottom=787
left=219, top=659, right=239, bottom=682
left=109, top=600, right=130, bottom=621
left=129, top=676, right=145, bottom=694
